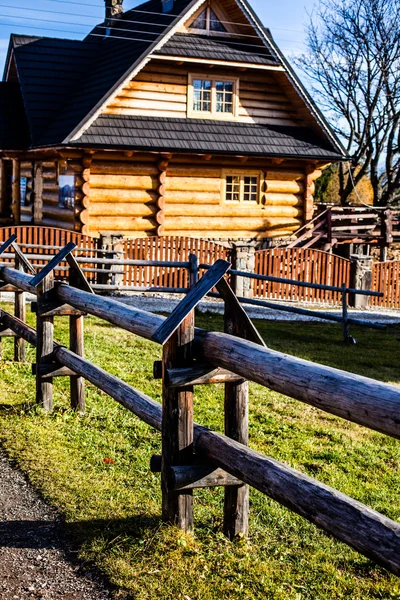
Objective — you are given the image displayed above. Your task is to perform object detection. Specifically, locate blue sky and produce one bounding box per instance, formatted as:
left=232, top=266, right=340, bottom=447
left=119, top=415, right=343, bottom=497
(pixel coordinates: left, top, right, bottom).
left=0, top=0, right=316, bottom=75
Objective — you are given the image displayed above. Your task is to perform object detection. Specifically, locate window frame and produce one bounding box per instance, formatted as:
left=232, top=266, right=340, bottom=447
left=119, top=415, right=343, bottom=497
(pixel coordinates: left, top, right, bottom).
left=222, top=170, right=262, bottom=205
left=188, top=74, right=239, bottom=120
left=186, top=5, right=234, bottom=36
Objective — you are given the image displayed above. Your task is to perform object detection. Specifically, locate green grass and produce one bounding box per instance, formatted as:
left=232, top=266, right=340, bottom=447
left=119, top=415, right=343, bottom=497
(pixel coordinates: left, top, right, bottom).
left=0, top=304, right=399, bottom=599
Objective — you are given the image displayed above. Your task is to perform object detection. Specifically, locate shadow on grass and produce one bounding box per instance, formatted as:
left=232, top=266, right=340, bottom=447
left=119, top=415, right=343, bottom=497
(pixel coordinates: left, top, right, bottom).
left=0, top=515, right=161, bottom=551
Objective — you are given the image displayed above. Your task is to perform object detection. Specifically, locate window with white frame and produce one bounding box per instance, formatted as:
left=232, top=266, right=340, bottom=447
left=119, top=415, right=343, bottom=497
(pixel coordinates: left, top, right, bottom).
left=189, top=75, right=237, bottom=118
left=225, top=174, right=260, bottom=203
left=190, top=7, right=227, bottom=33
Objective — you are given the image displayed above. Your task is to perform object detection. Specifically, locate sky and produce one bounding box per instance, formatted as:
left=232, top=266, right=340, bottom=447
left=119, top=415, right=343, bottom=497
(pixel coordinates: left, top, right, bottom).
left=0, top=0, right=318, bottom=75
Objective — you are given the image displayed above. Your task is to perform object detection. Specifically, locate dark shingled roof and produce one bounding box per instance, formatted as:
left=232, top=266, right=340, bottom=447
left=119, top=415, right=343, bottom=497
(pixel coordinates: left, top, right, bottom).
left=0, top=82, right=30, bottom=149
left=1, top=0, right=346, bottom=159
left=155, top=33, right=279, bottom=65
left=75, top=115, right=343, bottom=160
left=14, top=37, right=100, bottom=146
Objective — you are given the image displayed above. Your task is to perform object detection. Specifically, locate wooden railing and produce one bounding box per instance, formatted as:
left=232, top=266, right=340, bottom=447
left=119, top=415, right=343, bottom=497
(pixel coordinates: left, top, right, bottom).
left=0, top=239, right=399, bottom=575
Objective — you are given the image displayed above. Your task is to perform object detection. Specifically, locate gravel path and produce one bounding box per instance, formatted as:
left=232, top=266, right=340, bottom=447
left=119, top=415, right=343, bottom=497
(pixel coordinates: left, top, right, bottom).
left=115, top=293, right=400, bottom=325
left=0, top=455, right=112, bottom=600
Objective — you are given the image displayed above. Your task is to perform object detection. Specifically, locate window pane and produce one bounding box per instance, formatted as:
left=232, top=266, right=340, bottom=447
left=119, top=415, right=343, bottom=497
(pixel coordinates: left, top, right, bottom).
left=210, top=8, right=227, bottom=32
left=226, top=175, right=240, bottom=202
left=216, top=81, right=234, bottom=114
left=192, top=9, right=207, bottom=29
left=243, top=177, right=258, bottom=202
left=193, top=79, right=212, bottom=112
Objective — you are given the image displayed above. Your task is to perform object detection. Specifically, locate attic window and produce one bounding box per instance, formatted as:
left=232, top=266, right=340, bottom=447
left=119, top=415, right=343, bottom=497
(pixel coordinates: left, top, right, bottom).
left=190, top=7, right=227, bottom=33
left=188, top=75, right=238, bottom=119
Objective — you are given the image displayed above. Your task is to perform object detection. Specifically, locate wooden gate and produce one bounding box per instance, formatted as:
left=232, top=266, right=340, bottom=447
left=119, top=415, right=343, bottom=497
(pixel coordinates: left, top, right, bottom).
left=254, top=248, right=351, bottom=305
left=122, top=236, right=230, bottom=288
left=371, top=261, right=400, bottom=308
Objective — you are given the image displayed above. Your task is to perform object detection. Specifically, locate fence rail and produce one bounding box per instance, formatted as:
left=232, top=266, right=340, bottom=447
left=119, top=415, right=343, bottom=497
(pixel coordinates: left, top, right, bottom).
left=0, top=238, right=399, bottom=576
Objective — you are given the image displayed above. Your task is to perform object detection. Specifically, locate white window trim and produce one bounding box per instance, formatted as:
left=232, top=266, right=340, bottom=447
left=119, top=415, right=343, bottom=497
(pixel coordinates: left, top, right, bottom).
left=184, top=3, right=235, bottom=37
left=222, top=170, right=263, bottom=205
left=188, top=74, right=239, bottom=120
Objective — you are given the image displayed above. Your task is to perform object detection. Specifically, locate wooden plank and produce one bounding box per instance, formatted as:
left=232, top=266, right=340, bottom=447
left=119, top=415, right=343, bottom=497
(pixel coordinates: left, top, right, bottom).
left=0, top=234, right=17, bottom=256
left=152, top=259, right=231, bottom=345
left=166, top=364, right=244, bottom=387
left=12, top=242, right=35, bottom=274
left=169, top=465, right=243, bottom=490
left=30, top=242, right=76, bottom=288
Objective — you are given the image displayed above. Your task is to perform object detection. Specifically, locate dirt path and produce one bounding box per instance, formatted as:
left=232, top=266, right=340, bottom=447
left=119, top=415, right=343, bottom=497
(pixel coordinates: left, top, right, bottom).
left=0, top=454, right=112, bottom=600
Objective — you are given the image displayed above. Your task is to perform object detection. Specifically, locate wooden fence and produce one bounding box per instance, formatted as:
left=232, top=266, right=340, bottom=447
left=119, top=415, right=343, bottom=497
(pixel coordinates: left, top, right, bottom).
left=121, top=236, right=230, bottom=289
left=254, top=248, right=351, bottom=305
left=0, top=226, right=100, bottom=282
left=371, top=261, right=400, bottom=308
left=0, top=242, right=399, bottom=576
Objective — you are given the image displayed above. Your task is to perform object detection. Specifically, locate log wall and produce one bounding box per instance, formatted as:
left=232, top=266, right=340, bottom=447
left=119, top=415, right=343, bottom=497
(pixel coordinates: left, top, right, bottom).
left=80, top=154, right=159, bottom=237
left=103, top=60, right=302, bottom=127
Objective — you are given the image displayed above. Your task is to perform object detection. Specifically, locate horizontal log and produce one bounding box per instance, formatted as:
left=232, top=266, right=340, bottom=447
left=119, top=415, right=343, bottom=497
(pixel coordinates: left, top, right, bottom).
left=90, top=174, right=158, bottom=191
left=90, top=161, right=158, bottom=176
left=166, top=177, right=221, bottom=192
left=166, top=365, right=244, bottom=387
left=162, top=229, right=298, bottom=239
left=108, top=97, right=186, bottom=113
left=118, top=89, right=187, bottom=103
left=1, top=308, right=400, bottom=574
left=89, top=189, right=158, bottom=203
left=265, top=180, right=305, bottom=194
left=41, top=218, right=75, bottom=231
left=163, top=217, right=302, bottom=231
left=263, top=193, right=303, bottom=207
left=265, top=167, right=306, bottom=181
left=87, top=203, right=157, bottom=218
left=42, top=206, right=74, bottom=222
left=163, top=191, right=221, bottom=204
left=103, top=107, right=186, bottom=118
left=128, top=80, right=187, bottom=94
left=166, top=167, right=221, bottom=178
left=85, top=217, right=157, bottom=232
left=164, top=205, right=303, bottom=219
left=42, top=191, right=60, bottom=204
left=4, top=271, right=400, bottom=441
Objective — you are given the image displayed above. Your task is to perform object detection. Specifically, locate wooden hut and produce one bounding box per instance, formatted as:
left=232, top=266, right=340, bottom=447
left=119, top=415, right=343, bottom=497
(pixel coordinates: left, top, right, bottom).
left=0, top=0, right=346, bottom=240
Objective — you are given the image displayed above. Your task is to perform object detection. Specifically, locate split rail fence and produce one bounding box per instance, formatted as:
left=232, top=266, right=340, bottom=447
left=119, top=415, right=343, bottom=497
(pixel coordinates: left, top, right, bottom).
left=0, top=236, right=399, bottom=576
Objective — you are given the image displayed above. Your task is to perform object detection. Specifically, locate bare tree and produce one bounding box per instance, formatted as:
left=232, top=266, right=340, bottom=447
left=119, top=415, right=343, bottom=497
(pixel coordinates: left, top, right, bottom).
left=297, top=0, right=400, bottom=205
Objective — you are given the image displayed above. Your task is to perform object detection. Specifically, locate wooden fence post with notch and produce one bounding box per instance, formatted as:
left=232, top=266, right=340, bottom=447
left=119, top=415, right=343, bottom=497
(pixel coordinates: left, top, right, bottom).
left=161, top=312, right=195, bottom=530
left=36, top=270, right=54, bottom=410
left=14, top=255, right=26, bottom=362
left=67, top=254, right=87, bottom=414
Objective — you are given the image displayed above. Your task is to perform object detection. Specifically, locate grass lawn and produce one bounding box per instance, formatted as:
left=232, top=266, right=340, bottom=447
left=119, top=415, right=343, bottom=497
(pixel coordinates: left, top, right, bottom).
left=0, top=304, right=399, bottom=599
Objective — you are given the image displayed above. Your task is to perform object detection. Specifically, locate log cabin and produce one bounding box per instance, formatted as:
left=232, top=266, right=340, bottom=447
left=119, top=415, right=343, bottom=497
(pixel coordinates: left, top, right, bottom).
left=0, top=0, right=346, bottom=241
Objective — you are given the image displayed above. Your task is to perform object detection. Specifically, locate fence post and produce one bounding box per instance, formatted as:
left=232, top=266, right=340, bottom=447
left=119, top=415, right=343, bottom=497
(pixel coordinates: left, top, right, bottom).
left=14, top=255, right=26, bottom=362
left=110, top=235, right=125, bottom=289
left=231, top=243, right=255, bottom=299
left=223, top=293, right=249, bottom=539
left=349, top=255, right=373, bottom=309
left=188, top=253, right=199, bottom=288
left=36, top=271, right=54, bottom=410
left=161, top=312, right=195, bottom=531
